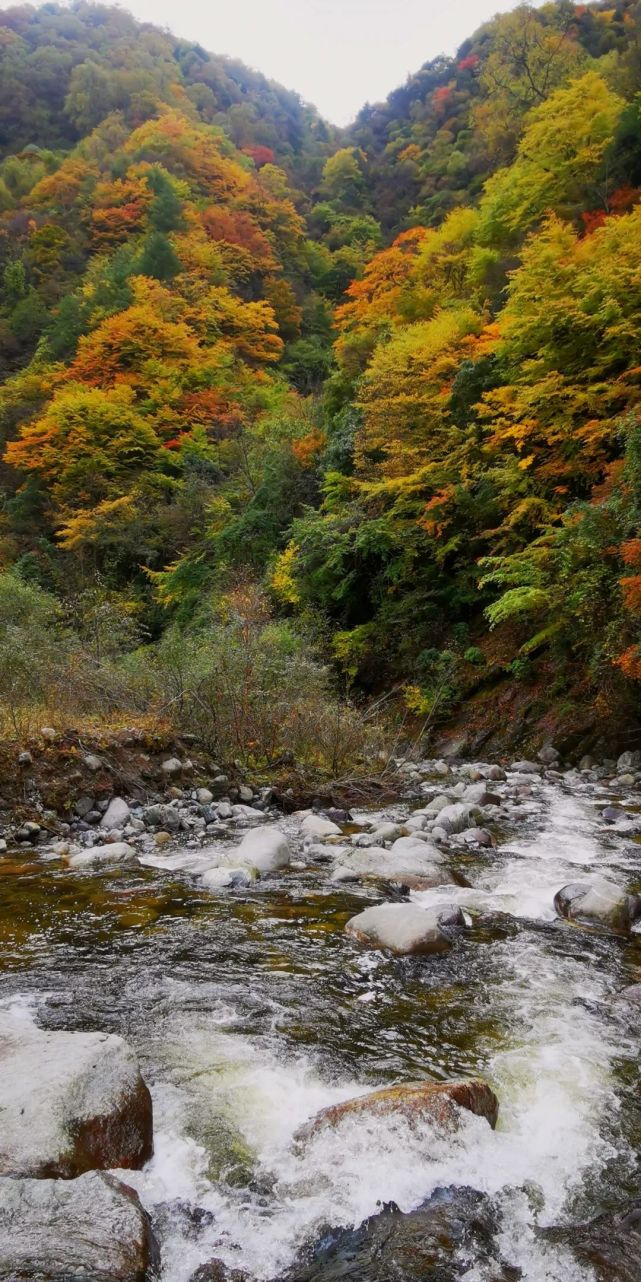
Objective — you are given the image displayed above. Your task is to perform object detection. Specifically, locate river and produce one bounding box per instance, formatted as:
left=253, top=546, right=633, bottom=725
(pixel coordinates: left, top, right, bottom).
left=2, top=764, right=641, bottom=1280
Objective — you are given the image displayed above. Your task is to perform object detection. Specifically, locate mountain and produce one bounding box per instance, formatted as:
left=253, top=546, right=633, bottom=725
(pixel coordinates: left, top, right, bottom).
left=2, top=0, right=641, bottom=763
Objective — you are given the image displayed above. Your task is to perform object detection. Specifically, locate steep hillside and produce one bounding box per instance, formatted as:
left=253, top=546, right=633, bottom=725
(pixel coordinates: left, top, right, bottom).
left=2, top=0, right=641, bottom=762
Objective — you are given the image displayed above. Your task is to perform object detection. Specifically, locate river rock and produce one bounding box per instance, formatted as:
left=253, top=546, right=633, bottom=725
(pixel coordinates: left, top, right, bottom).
left=554, top=879, right=637, bottom=933
left=0, top=1171, right=159, bottom=1282
left=464, top=779, right=502, bottom=799
left=345, top=903, right=454, bottom=955
left=101, top=797, right=131, bottom=829
left=295, top=1079, right=498, bottom=1143
left=278, top=1185, right=511, bottom=1282
left=201, top=866, right=254, bottom=890
left=67, top=841, right=136, bottom=869
left=510, top=760, right=541, bottom=774
left=143, top=803, right=182, bottom=831
left=544, top=1202, right=641, bottom=1282
left=433, top=802, right=481, bottom=834
left=302, top=814, right=341, bottom=838
left=189, top=1263, right=250, bottom=1282
left=332, top=842, right=452, bottom=888
left=538, top=744, right=560, bottom=765
left=223, top=825, right=290, bottom=873
left=422, top=794, right=452, bottom=815
left=0, top=1019, right=153, bottom=1177
left=617, top=750, right=641, bottom=772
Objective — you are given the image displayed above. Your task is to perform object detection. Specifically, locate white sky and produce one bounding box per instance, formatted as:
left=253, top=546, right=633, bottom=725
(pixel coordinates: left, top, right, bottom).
left=122, top=0, right=541, bottom=126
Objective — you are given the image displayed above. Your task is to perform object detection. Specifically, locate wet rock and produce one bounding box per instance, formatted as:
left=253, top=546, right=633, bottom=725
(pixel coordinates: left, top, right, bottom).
left=614, top=983, right=641, bottom=1007
left=579, top=754, right=596, bottom=770
left=189, top=1263, right=250, bottom=1282
left=459, top=827, right=493, bottom=846
left=602, top=805, right=627, bottom=823
left=143, top=803, right=182, bottom=832
left=201, top=866, right=254, bottom=890
left=295, top=1079, right=498, bottom=1143
left=0, top=1019, right=153, bottom=1177
left=554, top=879, right=637, bottom=934
left=68, top=841, right=136, bottom=869
left=326, top=808, right=352, bottom=824
left=332, top=842, right=452, bottom=888
left=0, top=1171, right=159, bottom=1282
left=433, top=802, right=481, bottom=834
left=544, top=1202, right=641, bottom=1282
left=200, top=825, right=290, bottom=875
left=278, top=1186, right=512, bottom=1282
left=302, top=814, right=341, bottom=838
left=101, top=797, right=131, bottom=829
left=345, top=903, right=453, bottom=955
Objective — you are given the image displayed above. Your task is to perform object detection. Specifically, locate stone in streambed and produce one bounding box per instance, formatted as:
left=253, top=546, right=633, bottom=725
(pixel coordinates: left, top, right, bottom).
left=277, top=1185, right=511, bottom=1282
left=189, top=1263, right=251, bottom=1282
left=0, top=1018, right=153, bottom=1178
left=433, top=803, right=482, bottom=834
left=554, top=879, right=638, bottom=933
left=345, top=903, right=455, bottom=955
left=200, top=826, right=290, bottom=876
left=201, top=866, right=254, bottom=890
left=294, top=1078, right=498, bottom=1144
left=302, top=814, right=341, bottom=838
left=0, top=1171, right=159, bottom=1282
left=67, top=841, right=135, bottom=869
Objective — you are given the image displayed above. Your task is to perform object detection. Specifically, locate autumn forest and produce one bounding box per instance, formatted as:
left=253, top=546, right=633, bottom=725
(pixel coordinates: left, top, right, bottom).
left=1, top=0, right=641, bottom=765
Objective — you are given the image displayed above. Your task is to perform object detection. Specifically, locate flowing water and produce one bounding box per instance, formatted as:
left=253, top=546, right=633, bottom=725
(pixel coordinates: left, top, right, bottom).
left=2, top=768, right=641, bottom=1280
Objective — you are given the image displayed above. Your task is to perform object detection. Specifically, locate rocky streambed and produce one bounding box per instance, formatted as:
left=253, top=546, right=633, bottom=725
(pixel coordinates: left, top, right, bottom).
left=3, top=750, right=641, bottom=1280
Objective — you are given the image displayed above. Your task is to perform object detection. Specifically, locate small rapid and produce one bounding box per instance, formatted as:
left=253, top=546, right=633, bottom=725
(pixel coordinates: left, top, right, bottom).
left=2, top=763, right=641, bottom=1281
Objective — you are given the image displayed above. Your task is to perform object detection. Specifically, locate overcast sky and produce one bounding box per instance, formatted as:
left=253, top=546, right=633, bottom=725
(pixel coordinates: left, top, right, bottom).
left=121, top=0, right=540, bottom=126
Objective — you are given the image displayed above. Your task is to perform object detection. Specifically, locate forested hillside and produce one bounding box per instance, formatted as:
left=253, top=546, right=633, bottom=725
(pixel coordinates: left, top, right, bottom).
left=2, top=0, right=641, bottom=764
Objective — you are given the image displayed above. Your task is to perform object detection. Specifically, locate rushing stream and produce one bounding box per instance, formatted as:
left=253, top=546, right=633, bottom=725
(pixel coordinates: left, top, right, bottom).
left=2, top=764, right=641, bottom=1280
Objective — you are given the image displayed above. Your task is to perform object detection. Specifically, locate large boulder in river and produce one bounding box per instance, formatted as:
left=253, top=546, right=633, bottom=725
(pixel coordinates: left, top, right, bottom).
left=543, top=1203, right=641, bottom=1282
left=0, top=1171, right=159, bottom=1282
left=234, top=825, right=290, bottom=873
left=332, top=842, right=455, bottom=889
left=277, top=1186, right=511, bottom=1282
left=294, top=1078, right=498, bottom=1144
left=554, top=879, right=638, bottom=934
left=345, top=903, right=455, bottom=955
left=0, top=1019, right=153, bottom=1177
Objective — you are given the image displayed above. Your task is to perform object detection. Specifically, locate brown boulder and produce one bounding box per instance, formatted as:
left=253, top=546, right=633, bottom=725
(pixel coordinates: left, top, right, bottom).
left=294, top=1078, right=498, bottom=1145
